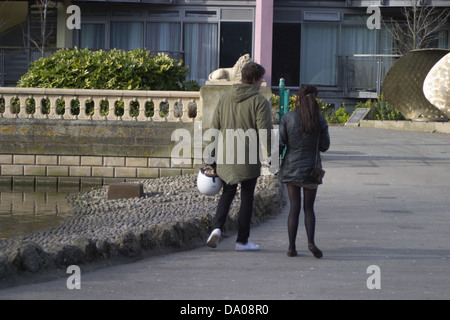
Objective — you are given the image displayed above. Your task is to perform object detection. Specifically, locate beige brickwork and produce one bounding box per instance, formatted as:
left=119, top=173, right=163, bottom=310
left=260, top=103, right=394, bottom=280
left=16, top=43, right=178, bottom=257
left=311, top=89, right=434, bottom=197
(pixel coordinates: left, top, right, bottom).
left=104, top=157, right=125, bottom=167
left=126, top=157, right=147, bottom=167
left=1, top=165, right=24, bottom=175
left=24, top=165, right=46, bottom=176
left=149, top=158, right=170, bottom=167
left=47, top=166, right=69, bottom=176
left=115, top=167, right=136, bottom=178
left=0, top=153, right=196, bottom=187
left=81, top=156, right=102, bottom=166
left=13, top=155, right=35, bottom=165
left=92, top=167, right=114, bottom=177
left=36, top=155, right=58, bottom=165
left=0, top=155, right=12, bottom=164
left=70, top=166, right=92, bottom=177
left=59, top=156, right=80, bottom=166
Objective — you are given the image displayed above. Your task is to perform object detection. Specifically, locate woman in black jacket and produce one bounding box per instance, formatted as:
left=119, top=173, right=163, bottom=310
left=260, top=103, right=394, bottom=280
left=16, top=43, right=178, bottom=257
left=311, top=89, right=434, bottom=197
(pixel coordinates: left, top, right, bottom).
left=279, top=85, right=330, bottom=258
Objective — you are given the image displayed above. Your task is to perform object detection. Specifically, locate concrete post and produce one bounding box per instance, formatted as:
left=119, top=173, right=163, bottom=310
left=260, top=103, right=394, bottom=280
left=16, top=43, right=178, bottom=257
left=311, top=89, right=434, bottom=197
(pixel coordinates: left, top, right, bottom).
left=255, top=0, right=274, bottom=87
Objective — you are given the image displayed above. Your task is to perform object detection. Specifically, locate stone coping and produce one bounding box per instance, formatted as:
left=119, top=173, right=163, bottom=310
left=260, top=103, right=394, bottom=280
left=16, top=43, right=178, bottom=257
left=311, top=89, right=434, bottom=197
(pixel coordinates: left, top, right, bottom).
left=358, top=120, right=450, bottom=134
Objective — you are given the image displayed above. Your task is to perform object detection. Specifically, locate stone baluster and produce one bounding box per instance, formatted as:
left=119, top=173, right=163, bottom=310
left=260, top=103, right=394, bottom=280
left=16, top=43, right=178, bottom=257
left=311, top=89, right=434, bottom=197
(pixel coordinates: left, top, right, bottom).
left=15, top=95, right=26, bottom=119
left=136, top=98, right=148, bottom=121
left=122, top=97, right=134, bottom=121
left=77, top=96, right=91, bottom=120
left=4, top=95, right=18, bottom=118
left=104, top=98, right=115, bottom=121
left=91, top=97, right=103, bottom=120
left=1, top=95, right=11, bottom=118
left=47, top=95, right=60, bottom=119
left=32, top=96, right=44, bottom=119
left=60, top=96, right=70, bottom=120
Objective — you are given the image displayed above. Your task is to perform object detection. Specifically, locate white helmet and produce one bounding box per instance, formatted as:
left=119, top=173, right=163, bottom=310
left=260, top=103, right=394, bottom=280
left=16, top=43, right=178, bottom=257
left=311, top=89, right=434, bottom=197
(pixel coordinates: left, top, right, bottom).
left=197, top=166, right=222, bottom=196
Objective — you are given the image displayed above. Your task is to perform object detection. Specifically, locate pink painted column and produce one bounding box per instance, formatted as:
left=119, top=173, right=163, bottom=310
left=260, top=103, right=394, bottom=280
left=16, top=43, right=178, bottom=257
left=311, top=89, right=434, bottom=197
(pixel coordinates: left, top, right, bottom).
left=254, top=0, right=274, bottom=87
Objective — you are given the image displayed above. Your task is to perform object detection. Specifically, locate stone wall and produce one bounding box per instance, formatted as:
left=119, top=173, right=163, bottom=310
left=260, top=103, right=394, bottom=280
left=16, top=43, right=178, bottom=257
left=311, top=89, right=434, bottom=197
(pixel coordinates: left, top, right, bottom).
left=0, top=118, right=198, bottom=188
left=0, top=85, right=274, bottom=187
left=359, top=120, right=450, bottom=133
left=0, top=87, right=205, bottom=187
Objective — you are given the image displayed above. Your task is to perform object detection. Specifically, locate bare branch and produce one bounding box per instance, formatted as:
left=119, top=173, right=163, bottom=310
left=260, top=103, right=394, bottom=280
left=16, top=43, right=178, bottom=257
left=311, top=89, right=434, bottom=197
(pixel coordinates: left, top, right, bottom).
left=24, top=0, right=57, bottom=57
left=383, top=0, right=450, bottom=55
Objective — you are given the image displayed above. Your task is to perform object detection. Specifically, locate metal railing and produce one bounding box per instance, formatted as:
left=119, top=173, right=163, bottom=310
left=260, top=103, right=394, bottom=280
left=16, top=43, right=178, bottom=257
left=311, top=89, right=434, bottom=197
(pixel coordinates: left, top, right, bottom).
left=0, top=47, right=60, bottom=87
left=337, top=54, right=401, bottom=98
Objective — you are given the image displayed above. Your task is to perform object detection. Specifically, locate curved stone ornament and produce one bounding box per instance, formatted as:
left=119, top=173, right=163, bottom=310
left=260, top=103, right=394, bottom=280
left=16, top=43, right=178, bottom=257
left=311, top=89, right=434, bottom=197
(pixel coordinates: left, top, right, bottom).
left=423, top=52, right=450, bottom=118
left=383, top=49, right=449, bottom=122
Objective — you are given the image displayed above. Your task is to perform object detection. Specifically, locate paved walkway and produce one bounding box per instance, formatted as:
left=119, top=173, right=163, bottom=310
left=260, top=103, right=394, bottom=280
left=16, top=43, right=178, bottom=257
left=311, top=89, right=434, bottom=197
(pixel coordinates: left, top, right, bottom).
left=1, top=126, right=449, bottom=300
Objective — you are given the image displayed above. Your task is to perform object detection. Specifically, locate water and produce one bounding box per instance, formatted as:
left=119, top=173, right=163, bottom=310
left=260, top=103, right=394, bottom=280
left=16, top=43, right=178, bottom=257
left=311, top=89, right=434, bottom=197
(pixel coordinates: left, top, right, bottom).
left=0, top=187, right=77, bottom=241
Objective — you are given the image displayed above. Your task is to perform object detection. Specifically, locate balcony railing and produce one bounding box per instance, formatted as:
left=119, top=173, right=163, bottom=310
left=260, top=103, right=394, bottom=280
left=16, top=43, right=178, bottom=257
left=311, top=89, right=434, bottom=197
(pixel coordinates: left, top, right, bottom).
left=337, top=54, right=401, bottom=98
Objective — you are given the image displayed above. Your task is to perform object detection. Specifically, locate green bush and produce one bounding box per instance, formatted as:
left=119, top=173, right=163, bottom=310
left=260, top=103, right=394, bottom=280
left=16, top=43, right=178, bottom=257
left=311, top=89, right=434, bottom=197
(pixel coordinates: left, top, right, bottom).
left=271, top=93, right=349, bottom=124
left=328, top=106, right=351, bottom=124
left=16, top=48, right=198, bottom=117
left=356, top=94, right=405, bottom=121
left=17, top=47, right=197, bottom=91
left=272, top=92, right=405, bottom=124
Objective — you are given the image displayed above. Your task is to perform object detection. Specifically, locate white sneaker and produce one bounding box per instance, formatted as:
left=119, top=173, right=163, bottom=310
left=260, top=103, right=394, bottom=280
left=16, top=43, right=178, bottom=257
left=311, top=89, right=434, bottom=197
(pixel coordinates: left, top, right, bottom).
left=235, top=241, right=260, bottom=251
left=206, top=228, right=221, bottom=248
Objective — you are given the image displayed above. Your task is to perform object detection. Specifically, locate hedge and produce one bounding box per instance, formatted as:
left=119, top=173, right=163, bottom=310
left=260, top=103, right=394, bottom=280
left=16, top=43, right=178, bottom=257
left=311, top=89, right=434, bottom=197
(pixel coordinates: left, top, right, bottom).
left=17, top=47, right=199, bottom=91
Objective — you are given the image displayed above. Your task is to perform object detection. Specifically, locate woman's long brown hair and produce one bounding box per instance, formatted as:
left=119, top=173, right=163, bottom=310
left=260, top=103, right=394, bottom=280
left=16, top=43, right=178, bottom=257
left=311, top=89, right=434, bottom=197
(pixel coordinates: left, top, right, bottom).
left=296, top=85, right=320, bottom=134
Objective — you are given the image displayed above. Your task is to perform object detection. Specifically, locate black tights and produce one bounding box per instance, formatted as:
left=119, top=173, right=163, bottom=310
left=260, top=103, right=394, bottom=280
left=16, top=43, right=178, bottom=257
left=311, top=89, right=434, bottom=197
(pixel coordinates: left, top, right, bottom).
left=287, top=184, right=318, bottom=251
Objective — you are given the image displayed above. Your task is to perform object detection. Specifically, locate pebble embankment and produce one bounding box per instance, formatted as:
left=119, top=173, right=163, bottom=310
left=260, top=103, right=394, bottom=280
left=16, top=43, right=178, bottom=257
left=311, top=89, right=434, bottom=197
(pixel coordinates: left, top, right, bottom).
left=0, top=174, right=282, bottom=285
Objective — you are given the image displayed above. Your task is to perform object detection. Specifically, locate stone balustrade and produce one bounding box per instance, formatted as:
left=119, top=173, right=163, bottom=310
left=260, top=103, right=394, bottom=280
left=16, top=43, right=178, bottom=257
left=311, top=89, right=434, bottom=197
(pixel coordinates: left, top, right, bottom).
left=0, top=87, right=201, bottom=122
left=0, top=85, right=273, bottom=187
left=0, top=87, right=203, bottom=187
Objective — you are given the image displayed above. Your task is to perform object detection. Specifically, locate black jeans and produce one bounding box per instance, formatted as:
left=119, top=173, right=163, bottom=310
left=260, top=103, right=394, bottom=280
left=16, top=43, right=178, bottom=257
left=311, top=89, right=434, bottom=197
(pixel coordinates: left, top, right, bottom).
left=213, top=177, right=258, bottom=244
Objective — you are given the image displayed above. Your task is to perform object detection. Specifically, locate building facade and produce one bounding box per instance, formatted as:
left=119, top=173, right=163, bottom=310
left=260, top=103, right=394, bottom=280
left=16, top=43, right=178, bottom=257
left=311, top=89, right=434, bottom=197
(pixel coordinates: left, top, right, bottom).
left=1, top=0, right=449, bottom=107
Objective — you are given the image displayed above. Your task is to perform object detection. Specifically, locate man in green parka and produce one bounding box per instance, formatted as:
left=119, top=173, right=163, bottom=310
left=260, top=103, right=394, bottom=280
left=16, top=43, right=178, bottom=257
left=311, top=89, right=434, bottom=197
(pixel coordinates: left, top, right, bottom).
left=206, top=62, right=273, bottom=251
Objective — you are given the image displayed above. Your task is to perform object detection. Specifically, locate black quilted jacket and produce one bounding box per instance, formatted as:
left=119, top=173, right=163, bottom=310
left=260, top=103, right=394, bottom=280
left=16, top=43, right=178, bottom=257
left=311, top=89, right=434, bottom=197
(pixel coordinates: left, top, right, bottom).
left=279, top=111, right=330, bottom=185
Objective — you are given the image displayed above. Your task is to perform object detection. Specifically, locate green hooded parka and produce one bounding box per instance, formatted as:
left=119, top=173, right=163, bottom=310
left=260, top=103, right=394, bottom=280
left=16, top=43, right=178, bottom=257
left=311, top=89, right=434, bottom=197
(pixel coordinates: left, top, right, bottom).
left=211, top=84, right=273, bottom=185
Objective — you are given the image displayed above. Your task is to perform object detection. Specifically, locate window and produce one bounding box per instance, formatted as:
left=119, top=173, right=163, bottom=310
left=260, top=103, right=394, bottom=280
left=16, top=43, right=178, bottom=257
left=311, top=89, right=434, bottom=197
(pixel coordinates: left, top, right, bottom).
left=219, top=22, right=252, bottom=68
left=341, top=25, right=377, bottom=55
left=146, top=22, right=182, bottom=59
left=80, top=23, right=106, bottom=49
left=272, top=23, right=301, bottom=87
left=301, top=23, right=338, bottom=86
left=184, top=23, right=218, bottom=85
left=148, top=10, right=179, bottom=18
left=185, top=11, right=217, bottom=18
left=72, top=4, right=254, bottom=86
left=431, top=30, right=449, bottom=49
left=111, top=22, right=143, bottom=50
